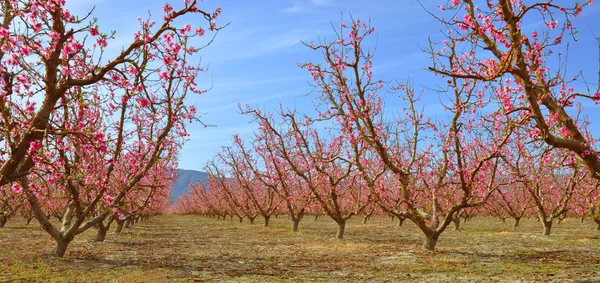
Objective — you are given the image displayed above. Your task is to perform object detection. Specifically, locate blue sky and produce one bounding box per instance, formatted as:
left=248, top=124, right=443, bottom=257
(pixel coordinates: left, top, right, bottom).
left=66, top=0, right=600, bottom=171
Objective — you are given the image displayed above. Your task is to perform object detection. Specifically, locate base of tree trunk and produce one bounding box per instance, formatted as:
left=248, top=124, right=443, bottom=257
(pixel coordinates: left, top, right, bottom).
left=513, top=217, right=521, bottom=228
left=397, top=217, right=405, bottom=227
left=336, top=221, right=346, bottom=239
left=95, top=228, right=107, bottom=242
left=423, top=233, right=439, bottom=251
left=543, top=222, right=552, bottom=236
left=53, top=238, right=71, bottom=257
left=292, top=219, right=300, bottom=232
left=264, top=216, right=270, bottom=227
left=453, top=218, right=460, bottom=231
left=115, top=220, right=125, bottom=234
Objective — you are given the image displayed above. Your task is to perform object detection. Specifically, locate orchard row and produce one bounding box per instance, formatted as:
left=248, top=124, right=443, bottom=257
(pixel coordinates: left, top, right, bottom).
left=0, top=0, right=222, bottom=257
left=172, top=0, right=600, bottom=251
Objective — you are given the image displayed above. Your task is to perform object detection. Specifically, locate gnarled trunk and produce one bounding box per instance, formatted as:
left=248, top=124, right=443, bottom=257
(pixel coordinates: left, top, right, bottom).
left=95, top=217, right=114, bottom=242
left=115, top=219, right=125, bottom=234
left=423, top=232, right=440, bottom=251
left=53, top=236, right=72, bottom=257
left=95, top=224, right=108, bottom=242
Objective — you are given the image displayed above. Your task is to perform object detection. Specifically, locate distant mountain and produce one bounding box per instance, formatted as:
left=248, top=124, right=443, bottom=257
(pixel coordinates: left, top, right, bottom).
left=170, top=169, right=208, bottom=203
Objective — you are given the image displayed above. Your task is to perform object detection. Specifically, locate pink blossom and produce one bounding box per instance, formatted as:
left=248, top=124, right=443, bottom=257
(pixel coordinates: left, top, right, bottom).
left=136, top=97, right=151, bottom=108
left=12, top=184, right=22, bottom=193
left=89, top=27, right=99, bottom=36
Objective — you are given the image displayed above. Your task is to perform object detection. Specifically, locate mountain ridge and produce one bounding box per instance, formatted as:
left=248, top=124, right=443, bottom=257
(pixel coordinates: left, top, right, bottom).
left=170, top=169, right=208, bottom=203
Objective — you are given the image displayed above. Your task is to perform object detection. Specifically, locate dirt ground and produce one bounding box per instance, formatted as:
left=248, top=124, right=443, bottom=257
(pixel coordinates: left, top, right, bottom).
left=1, top=214, right=600, bottom=282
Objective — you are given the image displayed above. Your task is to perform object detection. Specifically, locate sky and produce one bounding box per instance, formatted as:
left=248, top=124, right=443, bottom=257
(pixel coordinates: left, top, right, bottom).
left=65, top=0, right=600, bottom=171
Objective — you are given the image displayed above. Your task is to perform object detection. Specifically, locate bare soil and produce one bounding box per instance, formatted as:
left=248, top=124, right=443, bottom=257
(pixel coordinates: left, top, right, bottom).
left=1, top=214, right=600, bottom=282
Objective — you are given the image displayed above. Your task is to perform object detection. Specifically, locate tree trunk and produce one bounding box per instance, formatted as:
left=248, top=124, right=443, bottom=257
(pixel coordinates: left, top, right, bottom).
left=263, top=215, right=270, bottom=227
left=115, top=219, right=125, bottom=234
left=238, top=216, right=243, bottom=223
left=292, top=218, right=300, bottom=232
left=362, top=215, right=369, bottom=224
left=594, top=218, right=600, bottom=230
left=423, top=232, right=439, bottom=251
left=249, top=216, right=256, bottom=225
left=53, top=237, right=72, bottom=257
left=0, top=216, right=7, bottom=228
left=336, top=220, right=346, bottom=239
left=543, top=221, right=552, bottom=236
left=314, top=214, right=319, bottom=221
left=453, top=217, right=460, bottom=231
left=26, top=216, right=34, bottom=225
left=513, top=217, right=521, bottom=227
left=95, top=224, right=108, bottom=242
left=397, top=217, right=405, bottom=227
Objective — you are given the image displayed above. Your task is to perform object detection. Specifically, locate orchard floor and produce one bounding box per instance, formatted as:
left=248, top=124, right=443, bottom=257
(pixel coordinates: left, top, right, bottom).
left=1, top=215, right=600, bottom=282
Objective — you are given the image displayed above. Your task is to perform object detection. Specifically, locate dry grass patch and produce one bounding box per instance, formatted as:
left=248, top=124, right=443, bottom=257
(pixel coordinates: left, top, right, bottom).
left=1, top=214, right=600, bottom=282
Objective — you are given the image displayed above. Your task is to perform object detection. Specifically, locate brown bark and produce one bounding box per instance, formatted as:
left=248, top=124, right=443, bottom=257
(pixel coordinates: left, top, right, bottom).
left=453, top=216, right=460, bottom=231
left=542, top=220, right=552, bottom=236
left=115, top=219, right=125, bottom=234
left=95, top=225, right=108, bottom=242
left=292, top=218, right=301, bottom=232
left=513, top=217, right=521, bottom=228
left=336, top=220, right=346, bottom=239
left=53, top=236, right=72, bottom=257
left=397, top=216, right=405, bottom=227
left=423, top=232, right=440, bottom=251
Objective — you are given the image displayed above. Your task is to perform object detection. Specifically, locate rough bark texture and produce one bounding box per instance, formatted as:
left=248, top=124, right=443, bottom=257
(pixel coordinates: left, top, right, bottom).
left=543, top=221, right=553, bottom=236
left=53, top=237, right=72, bottom=257
left=336, top=220, right=346, bottom=239
left=423, top=232, right=440, bottom=251
left=95, top=225, right=108, bottom=242
left=115, top=219, right=125, bottom=234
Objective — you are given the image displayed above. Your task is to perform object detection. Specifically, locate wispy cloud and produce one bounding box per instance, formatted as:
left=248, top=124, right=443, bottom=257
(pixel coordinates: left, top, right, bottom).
left=281, top=0, right=333, bottom=13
